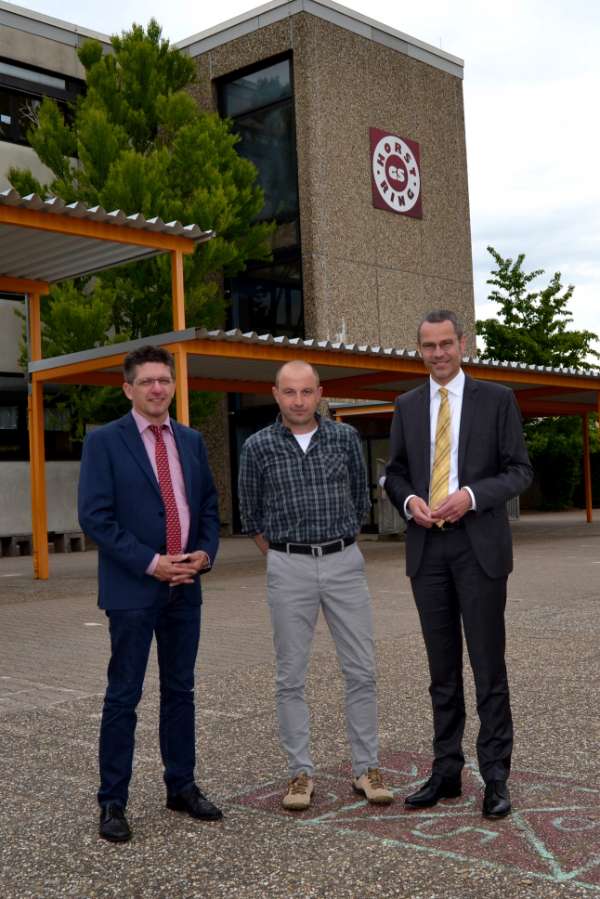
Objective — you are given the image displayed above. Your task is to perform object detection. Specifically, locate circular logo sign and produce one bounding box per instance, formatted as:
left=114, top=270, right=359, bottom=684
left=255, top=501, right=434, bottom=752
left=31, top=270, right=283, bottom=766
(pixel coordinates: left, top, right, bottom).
left=372, top=134, right=421, bottom=214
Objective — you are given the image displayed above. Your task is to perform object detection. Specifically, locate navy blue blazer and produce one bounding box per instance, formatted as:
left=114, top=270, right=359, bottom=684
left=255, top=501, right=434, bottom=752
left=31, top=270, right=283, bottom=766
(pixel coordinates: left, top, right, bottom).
left=78, top=412, right=220, bottom=610
left=385, top=376, right=533, bottom=579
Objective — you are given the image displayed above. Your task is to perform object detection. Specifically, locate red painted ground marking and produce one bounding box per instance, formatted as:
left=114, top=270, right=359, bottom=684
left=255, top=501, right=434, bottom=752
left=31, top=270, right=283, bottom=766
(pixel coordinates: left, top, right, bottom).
left=233, top=751, right=600, bottom=890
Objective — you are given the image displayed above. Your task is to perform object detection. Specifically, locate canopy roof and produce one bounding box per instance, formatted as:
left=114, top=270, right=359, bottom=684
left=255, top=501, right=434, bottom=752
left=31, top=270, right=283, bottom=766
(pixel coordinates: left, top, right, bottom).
left=29, top=327, right=600, bottom=417
left=0, top=189, right=213, bottom=287
left=2, top=189, right=210, bottom=580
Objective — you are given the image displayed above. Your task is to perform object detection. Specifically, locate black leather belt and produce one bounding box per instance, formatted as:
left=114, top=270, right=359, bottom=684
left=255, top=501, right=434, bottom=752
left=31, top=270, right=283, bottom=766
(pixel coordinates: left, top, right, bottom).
left=269, top=537, right=355, bottom=557
left=430, top=519, right=465, bottom=533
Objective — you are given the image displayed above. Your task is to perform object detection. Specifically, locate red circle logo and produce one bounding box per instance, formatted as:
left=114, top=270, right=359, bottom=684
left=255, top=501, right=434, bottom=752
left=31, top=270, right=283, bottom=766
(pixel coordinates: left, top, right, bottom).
left=371, top=131, right=421, bottom=216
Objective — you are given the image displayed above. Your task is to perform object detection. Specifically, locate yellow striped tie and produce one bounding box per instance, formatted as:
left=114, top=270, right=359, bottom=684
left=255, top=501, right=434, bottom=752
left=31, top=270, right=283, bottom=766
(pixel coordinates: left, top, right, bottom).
left=430, top=387, right=451, bottom=526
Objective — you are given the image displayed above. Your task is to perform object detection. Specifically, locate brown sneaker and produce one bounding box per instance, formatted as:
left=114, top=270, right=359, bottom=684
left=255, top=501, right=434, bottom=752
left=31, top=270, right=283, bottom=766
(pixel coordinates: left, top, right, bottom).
left=353, top=767, right=394, bottom=804
left=282, top=772, right=314, bottom=810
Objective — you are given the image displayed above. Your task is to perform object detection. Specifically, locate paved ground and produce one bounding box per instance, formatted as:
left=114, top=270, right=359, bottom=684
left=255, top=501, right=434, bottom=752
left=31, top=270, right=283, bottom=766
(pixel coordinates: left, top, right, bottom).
left=1, top=510, right=599, bottom=898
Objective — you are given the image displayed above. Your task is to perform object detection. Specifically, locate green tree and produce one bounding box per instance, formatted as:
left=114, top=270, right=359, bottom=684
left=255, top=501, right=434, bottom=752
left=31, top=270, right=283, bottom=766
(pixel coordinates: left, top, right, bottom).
left=9, top=20, right=273, bottom=434
left=476, top=246, right=599, bottom=369
left=476, top=246, right=599, bottom=509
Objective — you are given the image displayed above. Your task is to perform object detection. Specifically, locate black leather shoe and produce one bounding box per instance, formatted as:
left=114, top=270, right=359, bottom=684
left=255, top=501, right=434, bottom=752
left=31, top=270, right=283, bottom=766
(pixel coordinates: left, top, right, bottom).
left=405, top=774, right=462, bottom=808
left=483, top=780, right=511, bottom=818
left=166, top=784, right=223, bottom=821
left=99, top=802, right=131, bottom=842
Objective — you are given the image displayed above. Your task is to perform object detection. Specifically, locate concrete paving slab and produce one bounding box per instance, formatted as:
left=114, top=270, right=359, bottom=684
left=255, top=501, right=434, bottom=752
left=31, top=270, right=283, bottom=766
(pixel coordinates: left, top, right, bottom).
left=1, top=510, right=599, bottom=897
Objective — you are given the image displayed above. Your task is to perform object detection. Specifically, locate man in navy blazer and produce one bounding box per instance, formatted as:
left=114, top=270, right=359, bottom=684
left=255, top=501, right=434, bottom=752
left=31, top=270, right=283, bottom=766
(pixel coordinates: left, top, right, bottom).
left=78, top=345, right=222, bottom=842
left=385, top=311, right=532, bottom=819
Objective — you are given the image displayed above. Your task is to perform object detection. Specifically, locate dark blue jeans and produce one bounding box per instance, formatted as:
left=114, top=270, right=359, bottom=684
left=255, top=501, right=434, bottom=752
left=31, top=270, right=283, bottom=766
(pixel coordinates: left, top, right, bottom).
left=98, top=591, right=201, bottom=807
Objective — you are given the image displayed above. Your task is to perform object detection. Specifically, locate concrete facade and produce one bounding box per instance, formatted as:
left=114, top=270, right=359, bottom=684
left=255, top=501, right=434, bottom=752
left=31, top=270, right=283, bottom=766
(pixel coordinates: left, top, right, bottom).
left=184, top=2, right=474, bottom=350
left=0, top=2, right=105, bottom=75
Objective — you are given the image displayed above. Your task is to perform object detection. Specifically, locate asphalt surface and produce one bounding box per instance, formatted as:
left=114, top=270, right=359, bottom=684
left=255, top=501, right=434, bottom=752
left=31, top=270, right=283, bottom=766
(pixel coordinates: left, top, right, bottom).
left=1, top=510, right=599, bottom=898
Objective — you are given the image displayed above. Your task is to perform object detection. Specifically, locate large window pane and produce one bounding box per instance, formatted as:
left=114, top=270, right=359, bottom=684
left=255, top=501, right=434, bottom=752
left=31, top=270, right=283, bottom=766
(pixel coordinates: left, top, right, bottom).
left=0, top=89, right=55, bottom=144
left=221, top=58, right=291, bottom=118
left=233, top=102, right=298, bottom=223
left=0, top=88, right=13, bottom=139
left=16, top=95, right=41, bottom=141
left=229, top=265, right=304, bottom=339
left=220, top=56, right=303, bottom=340
left=0, top=61, right=66, bottom=90
left=0, top=406, right=18, bottom=429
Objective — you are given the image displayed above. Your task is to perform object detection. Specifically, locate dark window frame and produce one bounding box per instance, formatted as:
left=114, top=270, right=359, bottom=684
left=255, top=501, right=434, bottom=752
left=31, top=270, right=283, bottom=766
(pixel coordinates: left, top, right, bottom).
left=217, top=52, right=301, bottom=225
left=0, top=56, right=84, bottom=146
left=215, top=51, right=294, bottom=118
left=226, top=247, right=304, bottom=339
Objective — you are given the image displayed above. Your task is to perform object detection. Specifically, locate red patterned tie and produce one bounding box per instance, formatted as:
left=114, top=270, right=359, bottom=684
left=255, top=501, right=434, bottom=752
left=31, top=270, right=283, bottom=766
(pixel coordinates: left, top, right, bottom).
left=150, top=425, right=182, bottom=555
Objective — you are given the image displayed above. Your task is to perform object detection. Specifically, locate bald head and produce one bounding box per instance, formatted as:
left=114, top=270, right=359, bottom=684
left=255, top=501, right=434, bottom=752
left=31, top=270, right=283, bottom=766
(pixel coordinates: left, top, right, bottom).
left=272, top=360, right=323, bottom=433
left=274, top=360, right=320, bottom=388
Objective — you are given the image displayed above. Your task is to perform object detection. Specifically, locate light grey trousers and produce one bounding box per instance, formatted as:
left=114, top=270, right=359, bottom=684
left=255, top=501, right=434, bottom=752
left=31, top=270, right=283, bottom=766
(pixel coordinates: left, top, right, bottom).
left=266, top=542, right=379, bottom=778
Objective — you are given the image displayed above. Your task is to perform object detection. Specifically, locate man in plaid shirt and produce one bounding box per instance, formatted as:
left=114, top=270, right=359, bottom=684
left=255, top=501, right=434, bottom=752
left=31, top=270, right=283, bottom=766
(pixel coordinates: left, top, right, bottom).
left=239, top=360, right=393, bottom=810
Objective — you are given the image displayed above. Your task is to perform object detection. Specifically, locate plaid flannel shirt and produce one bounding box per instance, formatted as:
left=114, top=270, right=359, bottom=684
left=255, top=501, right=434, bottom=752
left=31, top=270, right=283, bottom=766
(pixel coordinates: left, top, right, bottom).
left=238, top=414, right=370, bottom=544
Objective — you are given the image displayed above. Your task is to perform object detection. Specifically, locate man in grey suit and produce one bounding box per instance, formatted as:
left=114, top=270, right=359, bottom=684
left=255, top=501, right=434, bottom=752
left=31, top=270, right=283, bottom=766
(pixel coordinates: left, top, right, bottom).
left=385, top=310, right=532, bottom=818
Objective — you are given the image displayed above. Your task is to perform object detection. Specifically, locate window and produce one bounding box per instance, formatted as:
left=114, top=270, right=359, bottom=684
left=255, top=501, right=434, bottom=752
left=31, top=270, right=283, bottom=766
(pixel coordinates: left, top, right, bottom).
left=228, top=257, right=303, bottom=339
left=0, top=406, right=18, bottom=430
left=220, top=58, right=291, bottom=118
left=219, top=56, right=304, bottom=339
left=233, top=102, right=299, bottom=226
left=0, top=87, right=42, bottom=144
left=0, top=57, right=84, bottom=146
left=219, top=56, right=300, bottom=235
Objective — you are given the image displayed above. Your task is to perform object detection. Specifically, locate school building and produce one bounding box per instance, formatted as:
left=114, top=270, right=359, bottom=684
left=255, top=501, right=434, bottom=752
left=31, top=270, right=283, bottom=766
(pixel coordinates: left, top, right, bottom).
left=0, top=0, right=474, bottom=541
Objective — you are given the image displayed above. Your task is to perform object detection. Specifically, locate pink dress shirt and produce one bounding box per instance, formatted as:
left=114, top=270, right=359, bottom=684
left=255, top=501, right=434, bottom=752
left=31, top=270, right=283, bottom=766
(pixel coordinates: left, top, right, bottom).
left=131, top=409, right=191, bottom=575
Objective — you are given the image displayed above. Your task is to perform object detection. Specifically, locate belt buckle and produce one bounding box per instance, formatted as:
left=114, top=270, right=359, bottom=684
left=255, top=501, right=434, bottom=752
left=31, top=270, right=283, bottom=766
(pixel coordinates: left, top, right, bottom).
left=440, top=520, right=457, bottom=531
left=311, top=544, right=323, bottom=557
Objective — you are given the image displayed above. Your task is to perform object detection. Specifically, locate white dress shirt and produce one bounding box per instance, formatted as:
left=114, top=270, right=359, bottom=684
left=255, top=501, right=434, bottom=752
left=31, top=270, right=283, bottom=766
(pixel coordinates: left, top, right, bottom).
left=404, top=369, right=475, bottom=517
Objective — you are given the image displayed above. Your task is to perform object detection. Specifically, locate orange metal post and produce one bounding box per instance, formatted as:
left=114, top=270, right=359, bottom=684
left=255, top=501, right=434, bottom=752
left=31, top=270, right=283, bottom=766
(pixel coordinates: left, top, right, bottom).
left=175, top=347, right=190, bottom=426
left=29, top=377, right=49, bottom=578
left=171, top=250, right=186, bottom=331
left=582, top=414, right=593, bottom=523
left=28, top=291, right=42, bottom=362
left=170, top=250, right=189, bottom=423
left=26, top=292, right=49, bottom=578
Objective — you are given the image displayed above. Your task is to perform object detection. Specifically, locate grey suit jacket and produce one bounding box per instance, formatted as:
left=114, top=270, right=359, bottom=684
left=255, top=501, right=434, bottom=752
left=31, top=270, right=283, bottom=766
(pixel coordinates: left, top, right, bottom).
left=385, top=375, right=533, bottom=579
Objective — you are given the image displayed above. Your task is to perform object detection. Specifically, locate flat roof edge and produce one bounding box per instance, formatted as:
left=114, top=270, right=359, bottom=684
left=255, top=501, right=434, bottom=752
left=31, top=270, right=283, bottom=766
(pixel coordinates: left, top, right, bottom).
left=29, top=329, right=196, bottom=373
left=175, top=0, right=464, bottom=78
left=0, top=0, right=112, bottom=47
left=30, top=328, right=600, bottom=382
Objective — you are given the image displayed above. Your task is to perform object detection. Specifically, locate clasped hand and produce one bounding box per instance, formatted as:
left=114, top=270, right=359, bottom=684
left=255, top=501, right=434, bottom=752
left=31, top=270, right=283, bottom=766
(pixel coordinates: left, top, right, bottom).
left=153, top=550, right=211, bottom=585
left=408, top=488, right=472, bottom=528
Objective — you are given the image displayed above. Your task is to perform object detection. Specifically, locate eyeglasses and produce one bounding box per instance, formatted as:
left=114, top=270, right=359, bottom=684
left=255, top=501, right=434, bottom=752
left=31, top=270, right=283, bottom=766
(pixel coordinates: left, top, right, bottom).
left=133, top=377, right=174, bottom=388
left=419, top=339, right=458, bottom=354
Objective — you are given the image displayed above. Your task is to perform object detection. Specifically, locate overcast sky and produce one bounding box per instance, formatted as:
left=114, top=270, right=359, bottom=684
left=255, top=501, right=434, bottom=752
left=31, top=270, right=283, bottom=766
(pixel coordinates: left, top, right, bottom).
left=14, top=0, right=600, bottom=353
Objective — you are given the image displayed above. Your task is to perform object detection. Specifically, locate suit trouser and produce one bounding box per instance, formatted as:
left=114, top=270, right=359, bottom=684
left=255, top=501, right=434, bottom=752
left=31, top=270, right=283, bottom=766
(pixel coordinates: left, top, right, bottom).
left=266, top=542, right=379, bottom=778
left=410, top=527, right=512, bottom=784
left=98, top=590, right=201, bottom=806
